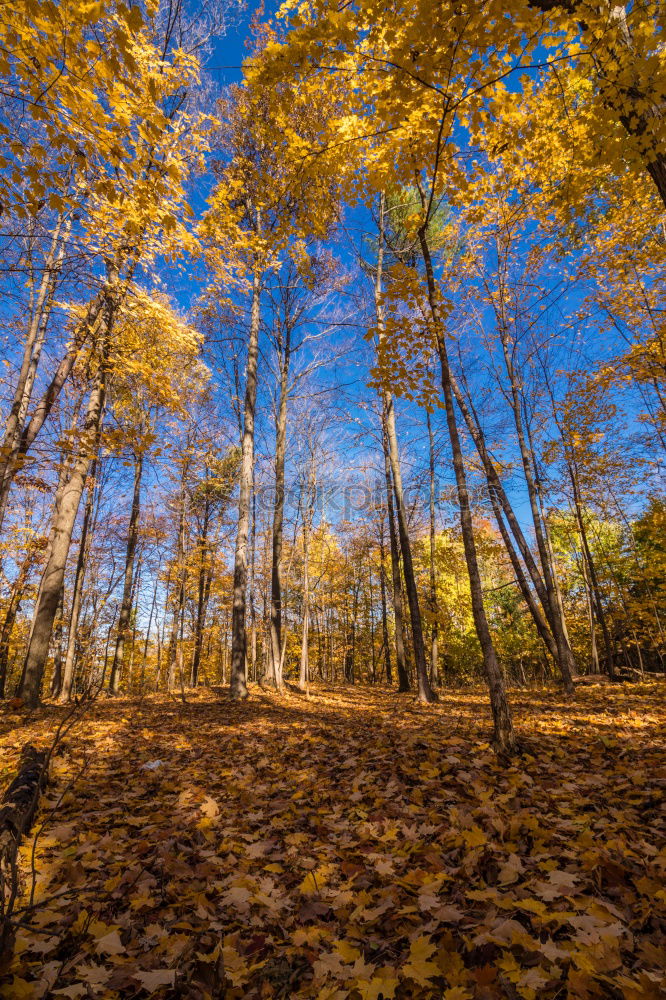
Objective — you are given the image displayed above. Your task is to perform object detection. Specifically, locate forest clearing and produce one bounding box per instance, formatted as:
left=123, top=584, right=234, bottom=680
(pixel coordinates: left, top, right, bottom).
left=1, top=680, right=664, bottom=999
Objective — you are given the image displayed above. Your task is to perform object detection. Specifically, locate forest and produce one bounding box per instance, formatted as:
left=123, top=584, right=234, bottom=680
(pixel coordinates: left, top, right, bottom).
left=0, top=1, right=664, bottom=998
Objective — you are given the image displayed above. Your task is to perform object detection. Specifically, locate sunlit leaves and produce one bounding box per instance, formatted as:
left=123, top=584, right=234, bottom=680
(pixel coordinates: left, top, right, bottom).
left=1, top=681, right=664, bottom=997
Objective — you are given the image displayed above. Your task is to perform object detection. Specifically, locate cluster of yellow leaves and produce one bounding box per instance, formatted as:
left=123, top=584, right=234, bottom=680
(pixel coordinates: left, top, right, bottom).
left=200, top=59, right=337, bottom=308
left=258, top=0, right=666, bottom=199
left=108, top=288, right=209, bottom=417
left=246, top=0, right=666, bottom=393
left=0, top=1, right=206, bottom=262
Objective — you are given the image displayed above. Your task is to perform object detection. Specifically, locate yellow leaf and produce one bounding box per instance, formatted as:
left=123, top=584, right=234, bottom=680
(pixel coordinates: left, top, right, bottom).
left=299, top=863, right=335, bottom=894
left=462, top=826, right=487, bottom=848
left=334, top=939, right=361, bottom=963
left=401, top=935, right=439, bottom=987
left=1, top=978, right=38, bottom=999
left=357, top=967, right=400, bottom=1000
left=299, top=871, right=317, bottom=894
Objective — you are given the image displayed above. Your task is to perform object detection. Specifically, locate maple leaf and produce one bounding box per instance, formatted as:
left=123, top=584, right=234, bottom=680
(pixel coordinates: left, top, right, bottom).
left=132, top=969, right=175, bottom=991
left=401, top=935, right=440, bottom=987
left=357, top=966, right=400, bottom=1000
left=220, top=885, right=252, bottom=907
left=299, top=862, right=336, bottom=895
left=94, top=930, right=125, bottom=956
left=461, top=826, right=487, bottom=849
left=199, top=794, right=220, bottom=819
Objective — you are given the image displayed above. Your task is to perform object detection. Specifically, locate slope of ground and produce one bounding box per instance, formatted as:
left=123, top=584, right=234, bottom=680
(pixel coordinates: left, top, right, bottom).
left=0, top=681, right=664, bottom=999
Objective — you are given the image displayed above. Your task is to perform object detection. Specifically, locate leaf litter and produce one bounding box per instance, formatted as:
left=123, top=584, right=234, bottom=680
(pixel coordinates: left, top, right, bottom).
left=0, top=681, right=664, bottom=999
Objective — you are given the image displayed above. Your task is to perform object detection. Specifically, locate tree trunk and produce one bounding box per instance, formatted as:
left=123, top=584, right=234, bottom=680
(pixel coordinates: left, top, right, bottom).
left=141, top=571, right=159, bottom=692
left=230, top=258, right=261, bottom=701
left=167, top=491, right=186, bottom=692
left=381, top=418, right=410, bottom=691
left=426, top=409, right=440, bottom=687
left=0, top=288, right=108, bottom=530
left=375, top=193, right=431, bottom=697
left=383, top=394, right=436, bottom=702
left=0, top=217, right=69, bottom=533
left=269, top=322, right=290, bottom=690
left=59, top=454, right=98, bottom=702
left=0, top=543, right=42, bottom=699
left=16, top=301, right=112, bottom=709
left=299, top=461, right=315, bottom=691
left=299, top=528, right=310, bottom=691
left=378, top=517, right=393, bottom=685
left=497, top=332, right=576, bottom=694
left=191, top=486, right=211, bottom=688
left=126, top=561, right=142, bottom=692
left=418, top=222, right=514, bottom=749
left=249, top=490, right=257, bottom=683
left=109, top=451, right=143, bottom=695
left=570, top=465, right=615, bottom=678
left=580, top=546, right=599, bottom=673
left=451, top=370, right=574, bottom=682
left=49, top=588, right=65, bottom=698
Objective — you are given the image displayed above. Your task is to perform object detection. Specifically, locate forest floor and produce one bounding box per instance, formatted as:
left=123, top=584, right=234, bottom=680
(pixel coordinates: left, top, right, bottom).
left=0, top=680, right=664, bottom=1000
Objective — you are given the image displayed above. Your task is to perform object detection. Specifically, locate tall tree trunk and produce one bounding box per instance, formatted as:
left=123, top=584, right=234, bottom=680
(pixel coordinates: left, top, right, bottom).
left=541, top=501, right=571, bottom=648
left=141, top=570, right=159, bottom=692
left=155, top=568, right=171, bottom=691
left=50, top=588, right=65, bottom=698
left=191, top=486, right=211, bottom=688
left=375, top=193, right=433, bottom=700
left=0, top=287, right=109, bottom=530
left=426, top=409, right=440, bottom=688
left=417, top=222, right=514, bottom=749
left=269, top=323, right=291, bottom=690
left=126, top=560, right=142, bottom=692
left=0, top=543, right=41, bottom=698
left=109, top=451, right=143, bottom=695
left=16, top=309, right=112, bottom=708
left=343, top=611, right=355, bottom=683
left=524, top=412, right=573, bottom=656
left=368, top=559, right=377, bottom=682
left=569, top=465, right=615, bottom=678
left=299, top=525, right=310, bottom=691
left=249, top=490, right=257, bottom=683
left=497, top=330, right=575, bottom=693
left=167, top=487, right=186, bottom=691
left=230, top=258, right=261, bottom=701
left=579, top=545, right=599, bottom=673
left=0, top=217, right=69, bottom=533
left=378, top=516, right=393, bottom=684
left=99, top=609, right=116, bottom=690
left=381, top=417, right=410, bottom=691
left=451, top=369, right=572, bottom=679
left=299, top=460, right=315, bottom=691
left=383, top=394, right=436, bottom=702
left=59, top=454, right=98, bottom=702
